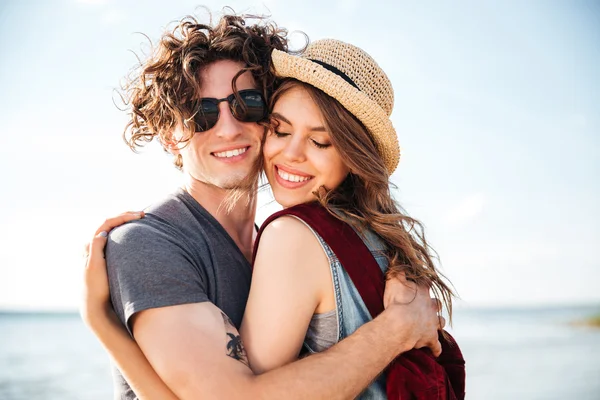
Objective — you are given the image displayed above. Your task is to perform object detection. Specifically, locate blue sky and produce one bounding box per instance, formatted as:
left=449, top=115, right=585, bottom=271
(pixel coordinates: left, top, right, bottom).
left=0, top=0, right=598, bottom=310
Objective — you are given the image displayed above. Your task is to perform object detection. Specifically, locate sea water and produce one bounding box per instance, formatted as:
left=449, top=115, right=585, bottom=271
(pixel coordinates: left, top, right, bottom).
left=1, top=305, right=599, bottom=399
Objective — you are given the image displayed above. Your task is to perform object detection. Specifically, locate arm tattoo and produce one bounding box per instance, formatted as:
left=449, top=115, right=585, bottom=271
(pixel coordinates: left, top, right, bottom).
left=221, top=312, right=250, bottom=367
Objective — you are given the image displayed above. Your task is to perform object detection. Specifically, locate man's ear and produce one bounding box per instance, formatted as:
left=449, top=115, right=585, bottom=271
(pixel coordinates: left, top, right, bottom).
left=163, top=138, right=180, bottom=156
left=163, top=122, right=192, bottom=155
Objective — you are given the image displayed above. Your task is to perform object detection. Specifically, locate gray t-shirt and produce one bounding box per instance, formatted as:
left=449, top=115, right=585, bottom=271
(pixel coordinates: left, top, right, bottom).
left=106, top=188, right=252, bottom=399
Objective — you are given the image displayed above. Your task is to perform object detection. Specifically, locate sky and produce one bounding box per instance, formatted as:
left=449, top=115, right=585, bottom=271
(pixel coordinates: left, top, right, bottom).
left=0, top=0, right=598, bottom=310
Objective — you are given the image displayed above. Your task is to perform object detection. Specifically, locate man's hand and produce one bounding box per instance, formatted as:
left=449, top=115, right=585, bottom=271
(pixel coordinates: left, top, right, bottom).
left=383, top=272, right=444, bottom=357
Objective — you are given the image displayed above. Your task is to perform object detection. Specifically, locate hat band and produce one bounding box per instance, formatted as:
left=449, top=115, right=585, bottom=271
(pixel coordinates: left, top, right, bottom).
left=309, top=59, right=359, bottom=90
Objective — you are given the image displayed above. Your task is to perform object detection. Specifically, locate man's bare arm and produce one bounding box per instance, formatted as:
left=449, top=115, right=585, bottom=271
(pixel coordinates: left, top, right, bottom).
left=132, top=284, right=438, bottom=400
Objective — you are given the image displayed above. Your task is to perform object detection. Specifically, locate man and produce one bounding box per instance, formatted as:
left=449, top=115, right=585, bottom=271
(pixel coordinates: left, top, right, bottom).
left=89, top=12, right=443, bottom=399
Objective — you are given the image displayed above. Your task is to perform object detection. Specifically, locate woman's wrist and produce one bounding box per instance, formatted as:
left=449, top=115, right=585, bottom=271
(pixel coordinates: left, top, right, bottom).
left=81, top=300, right=117, bottom=331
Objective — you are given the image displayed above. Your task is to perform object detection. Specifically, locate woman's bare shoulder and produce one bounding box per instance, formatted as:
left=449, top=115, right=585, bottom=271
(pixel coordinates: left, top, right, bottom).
left=256, top=215, right=327, bottom=266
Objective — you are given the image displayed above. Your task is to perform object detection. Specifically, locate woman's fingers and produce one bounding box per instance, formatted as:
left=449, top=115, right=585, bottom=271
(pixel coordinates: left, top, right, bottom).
left=87, top=231, right=110, bottom=268
left=93, top=211, right=145, bottom=237
left=81, top=231, right=113, bottom=327
left=84, top=211, right=144, bottom=261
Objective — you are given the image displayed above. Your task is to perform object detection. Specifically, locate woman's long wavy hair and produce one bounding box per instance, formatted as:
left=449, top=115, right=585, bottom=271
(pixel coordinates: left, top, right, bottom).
left=119, top=10, right=289, bottom=170
left=268, top=79, right=456, bottom=320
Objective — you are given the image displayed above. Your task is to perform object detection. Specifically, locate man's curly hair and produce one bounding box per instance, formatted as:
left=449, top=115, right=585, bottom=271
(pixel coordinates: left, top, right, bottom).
left=120, top=11, right=289, bottom=169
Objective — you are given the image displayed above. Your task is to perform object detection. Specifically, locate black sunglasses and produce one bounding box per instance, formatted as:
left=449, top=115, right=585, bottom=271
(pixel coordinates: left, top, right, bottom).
left=192, top=89, right=267, bottom=132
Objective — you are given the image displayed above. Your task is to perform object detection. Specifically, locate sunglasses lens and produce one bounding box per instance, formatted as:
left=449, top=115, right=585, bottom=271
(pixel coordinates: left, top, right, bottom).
left=193, top=90, right=266, bottom=131
left=232, top=90, right=266, bottom=123
left=194, top=100, right=219, bottom=131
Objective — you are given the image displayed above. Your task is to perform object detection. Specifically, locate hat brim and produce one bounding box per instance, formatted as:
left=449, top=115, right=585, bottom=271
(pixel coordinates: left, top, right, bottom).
left=271, top=49, right=400, bottom=174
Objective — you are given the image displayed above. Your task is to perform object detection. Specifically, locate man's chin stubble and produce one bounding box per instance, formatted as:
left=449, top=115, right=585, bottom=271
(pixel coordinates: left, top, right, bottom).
left=203, top=172, right=257, bottom=191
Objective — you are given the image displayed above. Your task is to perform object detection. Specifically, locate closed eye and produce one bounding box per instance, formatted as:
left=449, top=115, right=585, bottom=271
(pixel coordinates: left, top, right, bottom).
left=273, top=130, right=290, bottom=138
left=311, top=139, right=331, bottom=149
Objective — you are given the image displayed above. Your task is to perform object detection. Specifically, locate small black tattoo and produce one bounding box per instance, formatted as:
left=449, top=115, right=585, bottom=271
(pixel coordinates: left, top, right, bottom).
left=221, top=312, right=250, bottom=367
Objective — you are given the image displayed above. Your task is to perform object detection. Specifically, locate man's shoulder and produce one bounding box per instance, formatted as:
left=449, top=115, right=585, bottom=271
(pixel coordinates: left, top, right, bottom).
left=104, top=192, right=212, bottom=315
left=108, top=189, right=207, bottom=243
left=144, top=188, right=199, bottom=224
left=104, top=190, right=205, bottom=256
left=106, top=217, right=160, bottom=246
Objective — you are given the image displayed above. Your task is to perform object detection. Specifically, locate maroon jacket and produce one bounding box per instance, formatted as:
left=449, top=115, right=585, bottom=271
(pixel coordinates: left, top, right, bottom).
left=254, top=203, right=466, bottom=400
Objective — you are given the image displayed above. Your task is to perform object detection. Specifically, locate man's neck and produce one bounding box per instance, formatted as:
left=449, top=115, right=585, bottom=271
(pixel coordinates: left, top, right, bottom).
left=184, top=178, right=257, bottom=262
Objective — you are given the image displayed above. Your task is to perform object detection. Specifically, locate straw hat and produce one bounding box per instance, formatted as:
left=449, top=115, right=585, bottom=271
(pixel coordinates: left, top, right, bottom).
left=271, top=39, right=400, bottom=174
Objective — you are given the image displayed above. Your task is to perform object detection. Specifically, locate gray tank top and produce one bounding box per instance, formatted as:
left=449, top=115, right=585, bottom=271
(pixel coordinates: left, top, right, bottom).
left=304, top=309, right=338, bottom=352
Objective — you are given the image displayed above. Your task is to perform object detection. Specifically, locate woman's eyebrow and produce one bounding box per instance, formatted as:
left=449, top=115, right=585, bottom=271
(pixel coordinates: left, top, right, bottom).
left=271, top=112, right=291, bottom=125
left=271, top=112, right=326, bottom=132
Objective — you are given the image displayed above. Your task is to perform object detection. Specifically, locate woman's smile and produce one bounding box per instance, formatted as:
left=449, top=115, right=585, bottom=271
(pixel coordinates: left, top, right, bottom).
left=273, top=164, right=314, bottom=188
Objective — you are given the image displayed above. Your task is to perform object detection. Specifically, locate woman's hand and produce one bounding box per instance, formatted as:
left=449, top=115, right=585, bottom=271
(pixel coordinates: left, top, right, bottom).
left=80, top=211, right=144, bottom=329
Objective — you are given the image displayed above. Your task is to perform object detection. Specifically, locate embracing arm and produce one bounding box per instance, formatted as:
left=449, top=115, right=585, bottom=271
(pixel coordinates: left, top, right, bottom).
left=82, top=213, right=442, bottom=400
left=133, top=296, right=413, bottom=400
left=81, top=212, right=179, bottom=400
left=87, top=309, right=180, bottom=400
left=87, top=294, right=424, bottom=400
left=128, top=218, right=438, bottom=399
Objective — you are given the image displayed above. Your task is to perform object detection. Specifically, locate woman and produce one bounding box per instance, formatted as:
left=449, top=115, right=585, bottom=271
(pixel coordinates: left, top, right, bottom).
left=82, top=39, right=460, bottom=399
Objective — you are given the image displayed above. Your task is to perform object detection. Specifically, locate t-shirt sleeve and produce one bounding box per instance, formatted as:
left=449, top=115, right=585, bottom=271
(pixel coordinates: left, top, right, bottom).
left=105, top=221, right=209, bottom=335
